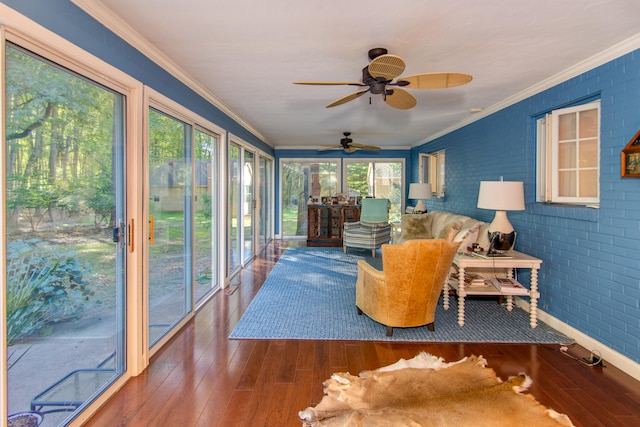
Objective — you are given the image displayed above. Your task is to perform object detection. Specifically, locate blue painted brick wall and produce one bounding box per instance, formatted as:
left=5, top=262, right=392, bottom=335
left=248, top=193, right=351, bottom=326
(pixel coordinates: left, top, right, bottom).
left=416, top=50, right=640, bottom=363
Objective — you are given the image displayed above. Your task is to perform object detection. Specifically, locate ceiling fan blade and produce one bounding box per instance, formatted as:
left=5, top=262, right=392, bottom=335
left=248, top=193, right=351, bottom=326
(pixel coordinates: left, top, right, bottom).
left=384, top=88, right=417, bottom=110
left=368, top=54, right=406, bottom=80
left=294, top=81, right=364, bottom=86
left=344, top=146, right=357, bottom=153
left=318, top=144, right=342, bottom=151
left=326, top=89, right=369, bottom=108
left=399, top=72, right=473, bottom=89
left=361, top=145, right=381, bottom=151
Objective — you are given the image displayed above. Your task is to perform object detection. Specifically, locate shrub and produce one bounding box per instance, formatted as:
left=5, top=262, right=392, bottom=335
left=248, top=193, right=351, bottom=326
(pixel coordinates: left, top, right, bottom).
left=6, top=238, right=93, bottom=344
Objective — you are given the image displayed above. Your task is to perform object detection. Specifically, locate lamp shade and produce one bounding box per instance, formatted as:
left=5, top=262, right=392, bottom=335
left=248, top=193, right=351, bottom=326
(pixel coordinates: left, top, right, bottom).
left=477, top=181, right=524, bottom=211
left=408, top=183, right=433, bottom=200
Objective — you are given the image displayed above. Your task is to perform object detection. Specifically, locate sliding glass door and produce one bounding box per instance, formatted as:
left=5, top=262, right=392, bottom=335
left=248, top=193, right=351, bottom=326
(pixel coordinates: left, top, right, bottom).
left=280, top=160, right=339, bottom=238
left=243, top=150, right=255, bottom=262
left=147, top=108, right=191, bottom=345
left=228, top=143, right=242, bottom=275
left=4, top=43, right=126, bottom=426
left=258, top=156, right=273, bottom=249
left=194, top=129, right=218, bottom=303
left=228, top=142, right=268, bottom=276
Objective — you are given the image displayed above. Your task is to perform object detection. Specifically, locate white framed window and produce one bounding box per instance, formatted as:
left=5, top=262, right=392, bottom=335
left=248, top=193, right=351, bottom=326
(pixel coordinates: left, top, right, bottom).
left=343, top=159, right=404, bottom=222
left=419, top=150, right=445, bottom=198
left=536, top=101, right=600, bottom=206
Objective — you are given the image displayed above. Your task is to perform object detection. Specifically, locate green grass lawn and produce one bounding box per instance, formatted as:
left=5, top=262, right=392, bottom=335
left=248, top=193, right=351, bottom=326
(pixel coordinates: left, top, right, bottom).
left=282, top=206, right=304, bottom=236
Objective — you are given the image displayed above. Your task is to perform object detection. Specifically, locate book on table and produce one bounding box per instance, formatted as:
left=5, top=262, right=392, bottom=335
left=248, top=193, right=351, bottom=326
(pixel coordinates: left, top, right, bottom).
left=489, top=277, right=529, bottom=295
left=463, top=273, right=487, bottom=287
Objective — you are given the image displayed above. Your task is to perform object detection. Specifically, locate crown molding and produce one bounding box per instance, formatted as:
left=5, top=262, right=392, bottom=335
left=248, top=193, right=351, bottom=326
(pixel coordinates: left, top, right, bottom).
left=72, top=0, right=268, bottom=146
left=417, top=32, right=640, bottom=147
left=273, top=145, right=412, bottom=151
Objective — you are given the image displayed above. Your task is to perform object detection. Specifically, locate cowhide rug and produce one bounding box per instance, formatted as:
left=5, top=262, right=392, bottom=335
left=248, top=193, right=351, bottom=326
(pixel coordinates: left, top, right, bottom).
left=299, top=352, right=574, bottom=427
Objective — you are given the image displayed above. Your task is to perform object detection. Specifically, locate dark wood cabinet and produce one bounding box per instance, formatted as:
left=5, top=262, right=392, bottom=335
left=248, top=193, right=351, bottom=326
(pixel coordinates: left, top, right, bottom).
left=307, top=205, right=360, bottom=247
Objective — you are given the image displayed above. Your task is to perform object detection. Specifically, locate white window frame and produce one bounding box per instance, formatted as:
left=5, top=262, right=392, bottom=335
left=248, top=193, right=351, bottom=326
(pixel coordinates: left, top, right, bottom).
left=419, top=150, right=445, bottom=198
left=536, top=101, right=600, bottom=206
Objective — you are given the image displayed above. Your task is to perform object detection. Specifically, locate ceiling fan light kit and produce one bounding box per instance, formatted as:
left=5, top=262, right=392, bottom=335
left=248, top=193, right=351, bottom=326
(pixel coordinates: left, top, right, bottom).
left=294, top=47, right=472, bottom=110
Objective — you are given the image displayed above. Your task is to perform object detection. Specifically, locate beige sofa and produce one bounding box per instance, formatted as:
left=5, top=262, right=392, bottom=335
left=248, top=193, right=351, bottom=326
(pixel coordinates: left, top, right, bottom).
left=393, top=210, right=491, bottom=252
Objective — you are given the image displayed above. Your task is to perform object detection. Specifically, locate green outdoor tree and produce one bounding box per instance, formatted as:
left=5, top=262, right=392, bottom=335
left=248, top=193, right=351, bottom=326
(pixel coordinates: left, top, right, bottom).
left=5, top=45, right=116, bottom=231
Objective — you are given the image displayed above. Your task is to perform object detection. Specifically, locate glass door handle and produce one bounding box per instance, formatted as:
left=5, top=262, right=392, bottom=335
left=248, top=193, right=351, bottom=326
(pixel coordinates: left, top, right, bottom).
left=149, top=215, right=154, bottom=246
left=112, top=219, right=125, bottom=250
left=129, top=219, right=134, bottom=253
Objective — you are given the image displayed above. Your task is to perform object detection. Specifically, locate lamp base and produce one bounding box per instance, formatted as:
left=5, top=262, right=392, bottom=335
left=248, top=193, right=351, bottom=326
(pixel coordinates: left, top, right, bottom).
left=487, top=231, right=516, bottom=252
left=414, top=199, right=427, bottom=214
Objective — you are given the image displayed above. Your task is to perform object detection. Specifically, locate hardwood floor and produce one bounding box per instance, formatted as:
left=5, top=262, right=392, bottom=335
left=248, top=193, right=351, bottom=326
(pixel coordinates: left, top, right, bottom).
left=85, top=240, right=640, bottom=427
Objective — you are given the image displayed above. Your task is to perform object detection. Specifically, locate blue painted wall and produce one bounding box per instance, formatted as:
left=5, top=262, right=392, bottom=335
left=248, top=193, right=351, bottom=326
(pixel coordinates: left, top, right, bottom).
left=414, top=50, right=640, bottom=363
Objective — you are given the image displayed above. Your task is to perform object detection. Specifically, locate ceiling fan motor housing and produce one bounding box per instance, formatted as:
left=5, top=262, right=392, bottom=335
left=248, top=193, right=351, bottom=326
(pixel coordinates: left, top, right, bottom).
left=368, top=47, right=388, bottom=60
left=341, top=132, right=353, bottom=148
left=362, top=67, right=388, bottom=94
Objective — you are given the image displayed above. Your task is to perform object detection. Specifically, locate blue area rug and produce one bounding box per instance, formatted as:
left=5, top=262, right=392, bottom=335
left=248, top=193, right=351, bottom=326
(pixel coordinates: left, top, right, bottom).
left=230, top=247, right=573, bottom=343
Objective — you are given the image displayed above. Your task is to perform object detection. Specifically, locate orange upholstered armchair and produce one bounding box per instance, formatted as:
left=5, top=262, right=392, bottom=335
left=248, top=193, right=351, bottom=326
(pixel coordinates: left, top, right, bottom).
left=355, top=239, right=459, bottom=336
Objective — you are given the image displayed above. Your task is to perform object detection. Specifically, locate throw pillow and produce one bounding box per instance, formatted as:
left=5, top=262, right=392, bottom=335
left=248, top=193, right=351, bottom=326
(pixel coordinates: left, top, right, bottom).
left=400, top=214, right=434, bottom=240
left=453, top=226, right=479, bottom=252
left=438, top=221, right=462, bottom=242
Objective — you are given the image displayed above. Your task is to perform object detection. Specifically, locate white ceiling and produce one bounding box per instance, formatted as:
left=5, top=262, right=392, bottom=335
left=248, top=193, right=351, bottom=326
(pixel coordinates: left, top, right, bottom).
left=87, top=0, right=640, bottom=151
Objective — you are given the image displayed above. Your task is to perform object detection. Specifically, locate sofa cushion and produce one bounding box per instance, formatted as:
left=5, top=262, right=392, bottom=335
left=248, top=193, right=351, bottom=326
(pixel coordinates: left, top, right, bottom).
left=394, top=210, right=489, bottom=247
left=400, top=214, right=434, bottom=240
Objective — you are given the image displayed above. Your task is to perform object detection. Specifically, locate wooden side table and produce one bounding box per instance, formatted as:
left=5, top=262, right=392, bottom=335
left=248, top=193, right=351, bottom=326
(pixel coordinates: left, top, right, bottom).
left=443, top=250, right=543, bottom=328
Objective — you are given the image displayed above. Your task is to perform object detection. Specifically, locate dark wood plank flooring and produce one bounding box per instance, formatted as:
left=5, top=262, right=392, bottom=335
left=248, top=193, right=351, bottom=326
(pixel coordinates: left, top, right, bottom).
left=86, top=240, right=640, bottom=427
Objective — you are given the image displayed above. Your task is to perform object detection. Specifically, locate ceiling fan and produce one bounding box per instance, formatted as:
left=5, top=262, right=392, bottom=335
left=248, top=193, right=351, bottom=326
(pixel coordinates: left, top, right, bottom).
left=319, top=132, right=380, bottom=153
left=294, top=47, right=472, bottom=110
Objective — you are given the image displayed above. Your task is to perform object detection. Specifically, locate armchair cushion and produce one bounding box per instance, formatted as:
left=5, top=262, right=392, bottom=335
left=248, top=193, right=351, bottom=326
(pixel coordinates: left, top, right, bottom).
left=359, top=198, right=390, bottom=225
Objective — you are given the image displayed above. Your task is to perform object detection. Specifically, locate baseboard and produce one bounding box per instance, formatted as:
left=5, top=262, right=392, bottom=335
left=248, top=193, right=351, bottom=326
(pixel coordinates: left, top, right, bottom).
left=515, top=298, right=640, bottom=382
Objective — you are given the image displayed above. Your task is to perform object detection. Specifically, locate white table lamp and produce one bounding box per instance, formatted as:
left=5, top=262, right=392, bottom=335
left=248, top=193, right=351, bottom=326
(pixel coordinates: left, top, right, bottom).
left=477, top=180, right=524, bottom=251
left=408, top=183, right=433, bottom=214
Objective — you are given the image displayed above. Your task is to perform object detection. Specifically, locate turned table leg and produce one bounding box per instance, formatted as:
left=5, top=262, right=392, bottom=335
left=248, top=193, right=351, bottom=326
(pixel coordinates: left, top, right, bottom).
left=442, top=278, right=450, bottom=310
left=529, top=268, right=540, bottom=328
left=457, top=266, right=466, bottom=326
